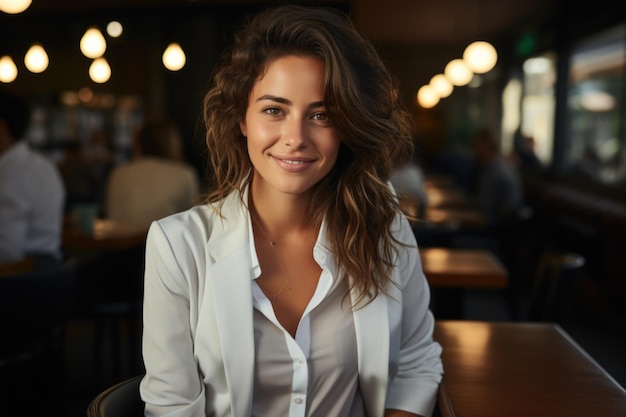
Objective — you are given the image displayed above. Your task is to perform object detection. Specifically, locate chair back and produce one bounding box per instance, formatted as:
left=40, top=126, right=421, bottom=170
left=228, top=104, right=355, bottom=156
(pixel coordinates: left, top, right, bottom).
left=0, top=259, right=78, bottom=364
left=87, top=375, right=145, bottom=417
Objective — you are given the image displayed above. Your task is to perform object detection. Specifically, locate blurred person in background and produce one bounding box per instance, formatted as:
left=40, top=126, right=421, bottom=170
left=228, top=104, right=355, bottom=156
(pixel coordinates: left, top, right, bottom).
left=472, top=127, right=524, bottom=227
left=104, top=118, right=201, bottom=231
left=390, top=156, right=429, bottom=218
left=0, top=89, right=65, bottom=267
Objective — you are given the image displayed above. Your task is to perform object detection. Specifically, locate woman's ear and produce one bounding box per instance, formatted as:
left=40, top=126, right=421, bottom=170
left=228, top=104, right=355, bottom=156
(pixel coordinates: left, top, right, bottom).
left=239, top=121, right=247, bottom=138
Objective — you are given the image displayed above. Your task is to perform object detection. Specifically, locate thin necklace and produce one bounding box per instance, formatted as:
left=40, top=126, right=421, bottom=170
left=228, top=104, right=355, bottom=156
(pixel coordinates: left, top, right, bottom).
left=250, top=209, right=292, bottom=301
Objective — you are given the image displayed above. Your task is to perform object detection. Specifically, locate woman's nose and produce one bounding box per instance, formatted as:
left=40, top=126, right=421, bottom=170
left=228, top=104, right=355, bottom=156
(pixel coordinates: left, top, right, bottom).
left=283, top=117, right=307, bottom=148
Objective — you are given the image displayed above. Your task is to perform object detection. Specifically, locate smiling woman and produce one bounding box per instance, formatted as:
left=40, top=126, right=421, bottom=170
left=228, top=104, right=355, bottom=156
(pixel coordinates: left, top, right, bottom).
left=140, top=5, right=443, bottom=417
left=241, top=55, right=340, bottom=198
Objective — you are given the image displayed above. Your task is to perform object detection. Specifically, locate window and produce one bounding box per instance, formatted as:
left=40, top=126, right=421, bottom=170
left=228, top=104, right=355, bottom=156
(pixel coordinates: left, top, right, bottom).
left=522, top=52, right=557, bottom=166
left=565, top=24, right=626, bottom=184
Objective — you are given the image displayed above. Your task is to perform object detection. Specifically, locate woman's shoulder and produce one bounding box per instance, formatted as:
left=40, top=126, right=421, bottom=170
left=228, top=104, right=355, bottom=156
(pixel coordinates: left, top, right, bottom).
left=151, top=192, right=246, bottom=245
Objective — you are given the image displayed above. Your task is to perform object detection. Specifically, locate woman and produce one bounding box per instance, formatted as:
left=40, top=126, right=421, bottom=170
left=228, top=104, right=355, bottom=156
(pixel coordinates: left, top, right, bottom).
left=140, top=5, right=443, bottom=417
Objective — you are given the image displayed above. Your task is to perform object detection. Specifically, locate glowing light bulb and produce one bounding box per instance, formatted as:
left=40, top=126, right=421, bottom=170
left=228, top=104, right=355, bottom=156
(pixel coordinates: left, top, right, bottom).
left=444, top=59, right=473, bottom=86
left=24, top=43, right=49, bottom=73
left=162, top=43, right=186, bottom=71
left=80, top=27, right=107, bottom=59
left=107, top=21, right=123, bottom=38
left=0, top=56, right=18, bottom=83
left=463, top=41, right=498, bottom=74
left=89, top=57, right=111, bottom=83
left=0, top=0, right=32, bottom=14
left=429, top=74, right=453, bottom=98
left=417, top=85, right=439, bottom=109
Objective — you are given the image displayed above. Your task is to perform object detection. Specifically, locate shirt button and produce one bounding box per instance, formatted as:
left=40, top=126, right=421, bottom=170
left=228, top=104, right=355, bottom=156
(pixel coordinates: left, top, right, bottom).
left=295, top=397, right=303, bottom=405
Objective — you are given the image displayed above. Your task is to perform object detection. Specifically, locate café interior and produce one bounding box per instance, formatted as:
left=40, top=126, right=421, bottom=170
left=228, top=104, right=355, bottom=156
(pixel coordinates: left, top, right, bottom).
left=1, top=0, right=625, bottom=416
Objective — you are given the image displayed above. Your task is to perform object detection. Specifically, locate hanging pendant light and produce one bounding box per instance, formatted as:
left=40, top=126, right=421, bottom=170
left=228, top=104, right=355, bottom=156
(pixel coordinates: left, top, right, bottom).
left=429, top=74, right=453, bottom=98
left=0, top=56, right=18, bottom=83
left=444, top=59, right=473, bottom=86
left=162, top=43, right=186, bottom=71
left=106, top=21, right=123, bottom=38
left=80, top=27, right=107, bottom=59
left=463, top=41, right=498, bottom=74
left=24, top=43, right=49, bottom=73
left=89, top=57, right=111, bottom=83
left=417, top=85, right=439, bottom=109
left=0, top=0, right=32, bottom=14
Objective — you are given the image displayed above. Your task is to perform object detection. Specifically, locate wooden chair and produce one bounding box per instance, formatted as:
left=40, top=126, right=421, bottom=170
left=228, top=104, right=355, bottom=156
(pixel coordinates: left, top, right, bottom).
left=87, top=374, right=144, bottom=417
left=527, top=250, right=586, bottom=322
left=0, top=259, right=78, bottom=416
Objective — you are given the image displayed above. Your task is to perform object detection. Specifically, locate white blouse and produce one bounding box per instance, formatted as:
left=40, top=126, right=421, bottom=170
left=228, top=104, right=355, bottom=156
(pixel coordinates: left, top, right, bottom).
left=248, top=219, right=365, bottom=417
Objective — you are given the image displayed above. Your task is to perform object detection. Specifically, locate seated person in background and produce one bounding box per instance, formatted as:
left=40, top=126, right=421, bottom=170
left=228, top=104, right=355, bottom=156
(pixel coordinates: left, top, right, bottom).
left=105, top=119, right=201, bottom=231
left=472, top=127, right=524, bottom=227
left=0, top=89, right=66, bottom=266
left=389, top=158, right=429, bottom=218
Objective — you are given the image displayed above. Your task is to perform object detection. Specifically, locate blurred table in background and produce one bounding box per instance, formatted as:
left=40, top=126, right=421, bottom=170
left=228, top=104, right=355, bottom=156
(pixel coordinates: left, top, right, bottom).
left=63, top=218, right=147, bottom=252
left=426, top=186, right=474, bottom=210
left=434, top=320, right=626, bottom=417
left=420, top=247, right=508, bottom=289
left=424, top=174, right=457, bottom=190
left=421, top=247, right=508, bottom=319
left=423, top=207, right=487, bottom=230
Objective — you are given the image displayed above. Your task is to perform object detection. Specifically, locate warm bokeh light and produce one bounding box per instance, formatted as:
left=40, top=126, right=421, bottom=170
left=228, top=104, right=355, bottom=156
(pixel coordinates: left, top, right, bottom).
left=24, top=43, right=49, bottom=73
left=429, top=74, right=453, bottom=98
left=80, top=27, right=107, bottom=59
left=0, top=56, right=18, bottom=83
left=107, top=21, right=123, bottom=38
left=444, top=59, right=473, bottom=86
left=78, top=87, right=94, bottom=103
left=89, top=58, right=111, bottom=83
left=162, top=43, right=186, bottom=71
left=416, top=85, right=440, bottom=109
left=463, top=41, right=498, bottom=74
left=0, top=0, right=32, bottom=14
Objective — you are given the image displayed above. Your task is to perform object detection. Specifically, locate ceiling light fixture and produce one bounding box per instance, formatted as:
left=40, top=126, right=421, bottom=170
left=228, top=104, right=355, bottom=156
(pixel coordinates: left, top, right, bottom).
left=463, top=41, right=498, bottom=74
left=162, top=43, right=186, bottom=71
left=0, top=56, right=18, bottom=83
left=80, top=27, right=107, bottom=59
left=24, top=43, right=49, bottom=73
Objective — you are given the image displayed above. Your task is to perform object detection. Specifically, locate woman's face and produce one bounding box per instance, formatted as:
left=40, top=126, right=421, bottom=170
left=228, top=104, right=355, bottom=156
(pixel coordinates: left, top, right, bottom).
left=240, top=55, right=340, bottom=199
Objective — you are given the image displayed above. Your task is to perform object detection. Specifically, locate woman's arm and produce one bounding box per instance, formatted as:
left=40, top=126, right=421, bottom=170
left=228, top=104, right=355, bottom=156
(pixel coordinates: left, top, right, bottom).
left=140, top=221, right=206, bottom=416
left=385, top=215, right=444, bottom=417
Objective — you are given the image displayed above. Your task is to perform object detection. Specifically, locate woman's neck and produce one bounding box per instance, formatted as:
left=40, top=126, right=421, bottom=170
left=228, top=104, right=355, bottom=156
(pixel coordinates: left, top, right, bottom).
left=249, top=183, right=315, bottom=240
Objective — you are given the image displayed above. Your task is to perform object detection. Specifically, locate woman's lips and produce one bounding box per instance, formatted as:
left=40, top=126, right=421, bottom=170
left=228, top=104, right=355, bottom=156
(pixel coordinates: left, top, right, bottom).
left=272, top=155, right=315, bottom=172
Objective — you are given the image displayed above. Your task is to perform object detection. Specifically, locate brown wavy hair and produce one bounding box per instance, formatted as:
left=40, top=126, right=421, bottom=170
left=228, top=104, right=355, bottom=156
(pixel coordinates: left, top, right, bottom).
left=203, top=5, right=415, bottom=306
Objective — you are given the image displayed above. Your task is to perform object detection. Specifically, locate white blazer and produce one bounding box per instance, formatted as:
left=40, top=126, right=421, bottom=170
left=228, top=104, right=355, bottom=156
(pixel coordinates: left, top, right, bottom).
left=140, top=188, right=443, bottom=417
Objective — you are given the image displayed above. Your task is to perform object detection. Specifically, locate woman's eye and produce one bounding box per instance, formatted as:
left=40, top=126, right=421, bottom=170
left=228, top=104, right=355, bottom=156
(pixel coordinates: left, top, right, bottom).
left=262, top=107, right=283, bottom=117
left=312, top=112, right=329, bottom=121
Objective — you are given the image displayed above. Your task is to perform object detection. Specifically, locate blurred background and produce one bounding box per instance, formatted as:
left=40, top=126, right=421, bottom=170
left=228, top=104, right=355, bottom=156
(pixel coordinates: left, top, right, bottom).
left=1, top=0, right=625, bottom=415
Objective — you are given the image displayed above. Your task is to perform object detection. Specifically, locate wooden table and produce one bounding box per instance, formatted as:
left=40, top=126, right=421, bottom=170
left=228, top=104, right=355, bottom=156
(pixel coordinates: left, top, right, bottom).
left=420, top=247, right=508, bottom=289
left=426, top=187, right=473, bottom=209
left=434, top=320, right=626, bottom=417
left=423, top=207, right=487, bottom=229
left=63, top=219, right=147, bottom=251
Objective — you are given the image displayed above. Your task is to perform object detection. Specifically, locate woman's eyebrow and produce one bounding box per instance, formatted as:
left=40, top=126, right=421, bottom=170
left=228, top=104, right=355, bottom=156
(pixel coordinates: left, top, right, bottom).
left=256, top=94, right=324, bottom=109
left=256, top=94, right=291, bottom=105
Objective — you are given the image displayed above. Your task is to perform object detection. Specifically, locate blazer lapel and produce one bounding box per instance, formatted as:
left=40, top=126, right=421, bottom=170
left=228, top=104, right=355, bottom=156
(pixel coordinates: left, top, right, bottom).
left=352, top=289, right=390, bottom=417
left=205, top=192, right=255, bottom=416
